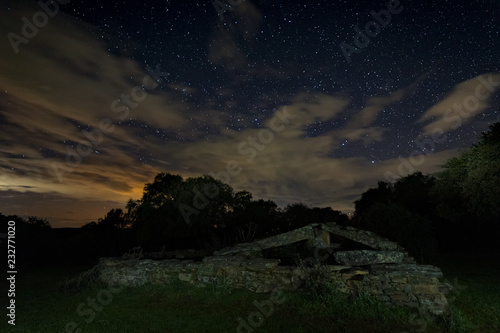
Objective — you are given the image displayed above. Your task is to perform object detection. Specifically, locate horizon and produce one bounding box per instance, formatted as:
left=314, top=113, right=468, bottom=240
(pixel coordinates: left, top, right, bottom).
left=1, top=0, right=499, bottom=228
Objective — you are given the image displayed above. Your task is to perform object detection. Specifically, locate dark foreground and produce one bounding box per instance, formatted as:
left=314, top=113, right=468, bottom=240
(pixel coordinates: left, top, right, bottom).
left=1, top=252, right=499, bottom=333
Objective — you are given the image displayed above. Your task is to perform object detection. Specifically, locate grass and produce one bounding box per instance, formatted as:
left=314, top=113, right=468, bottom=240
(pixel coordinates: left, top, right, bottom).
left=433, top=251, right=500, bottom=333
left=1, top=253, right=499, bottom=333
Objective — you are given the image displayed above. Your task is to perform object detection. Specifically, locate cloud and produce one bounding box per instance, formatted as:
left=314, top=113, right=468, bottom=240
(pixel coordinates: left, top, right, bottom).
left=275, top=93, right=351, bottom=131
left=233, top=0, right=264, bottom=39
left=208, top=25, right=248, bottom=72
left=417, top=73, right=500, bottom=136
left=0, top=25, right=428, bottom=223
left=0, top=190, right=125, bottom=228
left=0, top=5, right=209, bottom=203
left=0, top=3, right=465, bottom=227
left=144, top=83, right=428, bottom=215
left=208, top=0, right=263, bottom=72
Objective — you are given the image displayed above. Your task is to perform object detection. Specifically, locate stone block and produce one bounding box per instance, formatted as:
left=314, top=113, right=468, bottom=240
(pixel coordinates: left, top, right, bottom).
left=389, top=291, right=408, bottom=303
left=88, top=223, right=451, bottom=317
left=370, top=264, right=443, bottom=278
left=390, top=276, right=408, bottom=284
left=241, top=258, right=281, bottom=271
left=334, top=250, right=404, bottom=265
left=321, top=223, right=404, bottom=251
left=178, top=273, right=194, bottom=282
left=411, top=284, right=439, bottom=295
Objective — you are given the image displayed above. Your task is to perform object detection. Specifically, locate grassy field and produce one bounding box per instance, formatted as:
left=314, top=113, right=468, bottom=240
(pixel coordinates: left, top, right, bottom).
left=1, top=253, right=499, bottom=333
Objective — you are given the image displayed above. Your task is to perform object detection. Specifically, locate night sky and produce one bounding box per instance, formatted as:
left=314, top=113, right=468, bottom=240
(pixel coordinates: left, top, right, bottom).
left=0, top=0, right=499, bottom=227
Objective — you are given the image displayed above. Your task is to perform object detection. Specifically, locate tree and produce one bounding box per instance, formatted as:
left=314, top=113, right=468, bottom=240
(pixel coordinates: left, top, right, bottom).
left=363, top=202, right=437, bottom=262
left=25, top=216, right=51, bottom=229
left=479, top=122, right=500, bottom=145
left=228, top=196, right=280, bottom=242
left=246, top=199, right=279, bottom=237
left=310, top=207, right=349, bottom=225
left=392, top=172, right=436, bottom=218
left=353, top=123, right=500, bottom=252
left=1, top=214, right=54, bottom=266
left=128, top=172, right=241, bottom=250
left=435, top=123, right=500, bottom=215
left=432, top=122, right=500, bottom=247
left=180, top=175, right=236, bottom=249
left=280, top=203, right=313, bottom=232
left=354, top=181, right=393, bottom=224
left=353, top=173, right=439, bottom=260
left=98, top=208, right=128, bottom=229
left=141, top=173, right=184, bottom=208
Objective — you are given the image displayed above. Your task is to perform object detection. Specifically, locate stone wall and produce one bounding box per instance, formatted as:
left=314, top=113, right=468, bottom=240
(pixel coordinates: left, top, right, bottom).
left=92, top=223, right=452, bottom=315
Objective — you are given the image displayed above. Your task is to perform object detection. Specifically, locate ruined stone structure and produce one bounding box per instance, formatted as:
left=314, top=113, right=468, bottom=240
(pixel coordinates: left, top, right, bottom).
left=93, top=223, right=451, bottom=315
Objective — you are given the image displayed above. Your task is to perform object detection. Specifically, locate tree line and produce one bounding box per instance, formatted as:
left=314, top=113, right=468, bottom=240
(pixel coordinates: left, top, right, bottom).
left=2, top=122, right=498, bottom=266
left=84, top=175, right=349, bottom=252
left=352, top=122, right=500, bottom=260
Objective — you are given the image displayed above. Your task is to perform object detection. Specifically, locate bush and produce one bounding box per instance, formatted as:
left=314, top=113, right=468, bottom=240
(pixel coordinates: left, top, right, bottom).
left=61, top=266, right=102, bottom=293
left=295, top=256, right=334, bottom=302
left=121, top=246, right=144, bottom=260
left=210, top=272, right=233, bottom=295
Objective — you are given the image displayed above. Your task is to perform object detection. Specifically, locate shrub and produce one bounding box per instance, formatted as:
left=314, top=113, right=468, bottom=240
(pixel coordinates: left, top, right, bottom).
left=295, top=256, right=335, bottom=302
left=61, top=266, right=102, bottom=293
left=210, top=272, right=233, bottom=295
left=121, top=246, right=144, bottom=260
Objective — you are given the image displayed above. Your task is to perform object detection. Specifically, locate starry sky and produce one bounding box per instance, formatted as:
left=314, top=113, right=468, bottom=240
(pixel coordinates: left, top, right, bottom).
left=0, top=0, right=499, bottom=227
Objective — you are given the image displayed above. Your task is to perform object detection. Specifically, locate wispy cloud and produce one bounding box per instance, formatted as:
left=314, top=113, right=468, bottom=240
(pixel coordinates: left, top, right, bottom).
left=0, top=4, right=470, bottom=227
left=417, top=73, right=500, bottom=136
left=208, top=0, right=263, bottom=73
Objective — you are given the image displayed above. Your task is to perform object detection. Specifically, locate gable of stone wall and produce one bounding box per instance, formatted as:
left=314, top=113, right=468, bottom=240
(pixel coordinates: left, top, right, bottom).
left=94, top=223, right=452, bottom=315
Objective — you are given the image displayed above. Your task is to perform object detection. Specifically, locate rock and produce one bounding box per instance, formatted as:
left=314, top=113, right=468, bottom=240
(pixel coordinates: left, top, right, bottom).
left=340, top=266, right=370, bottom=279
left=241, top=258, right=281, bottom=270
left=214, top=225, right=317, bottom=257
left=306, top=228, right=331, bottom=249
left=321, top=223, right=404, bottom=251
left=85, top=223, right=451, bottom=316
left=202, top=256, right=245, bottom=266
left=215, top=223, right=405, bottom=258
left=178, top=273, right=194, bottom=282
left=329, top=265, right=353, bottom=271
left=369, top=264, right=443, bottom=278
left=213, top=243, right=262, bottom=257
left=334, top=250, right=405, bottom=265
